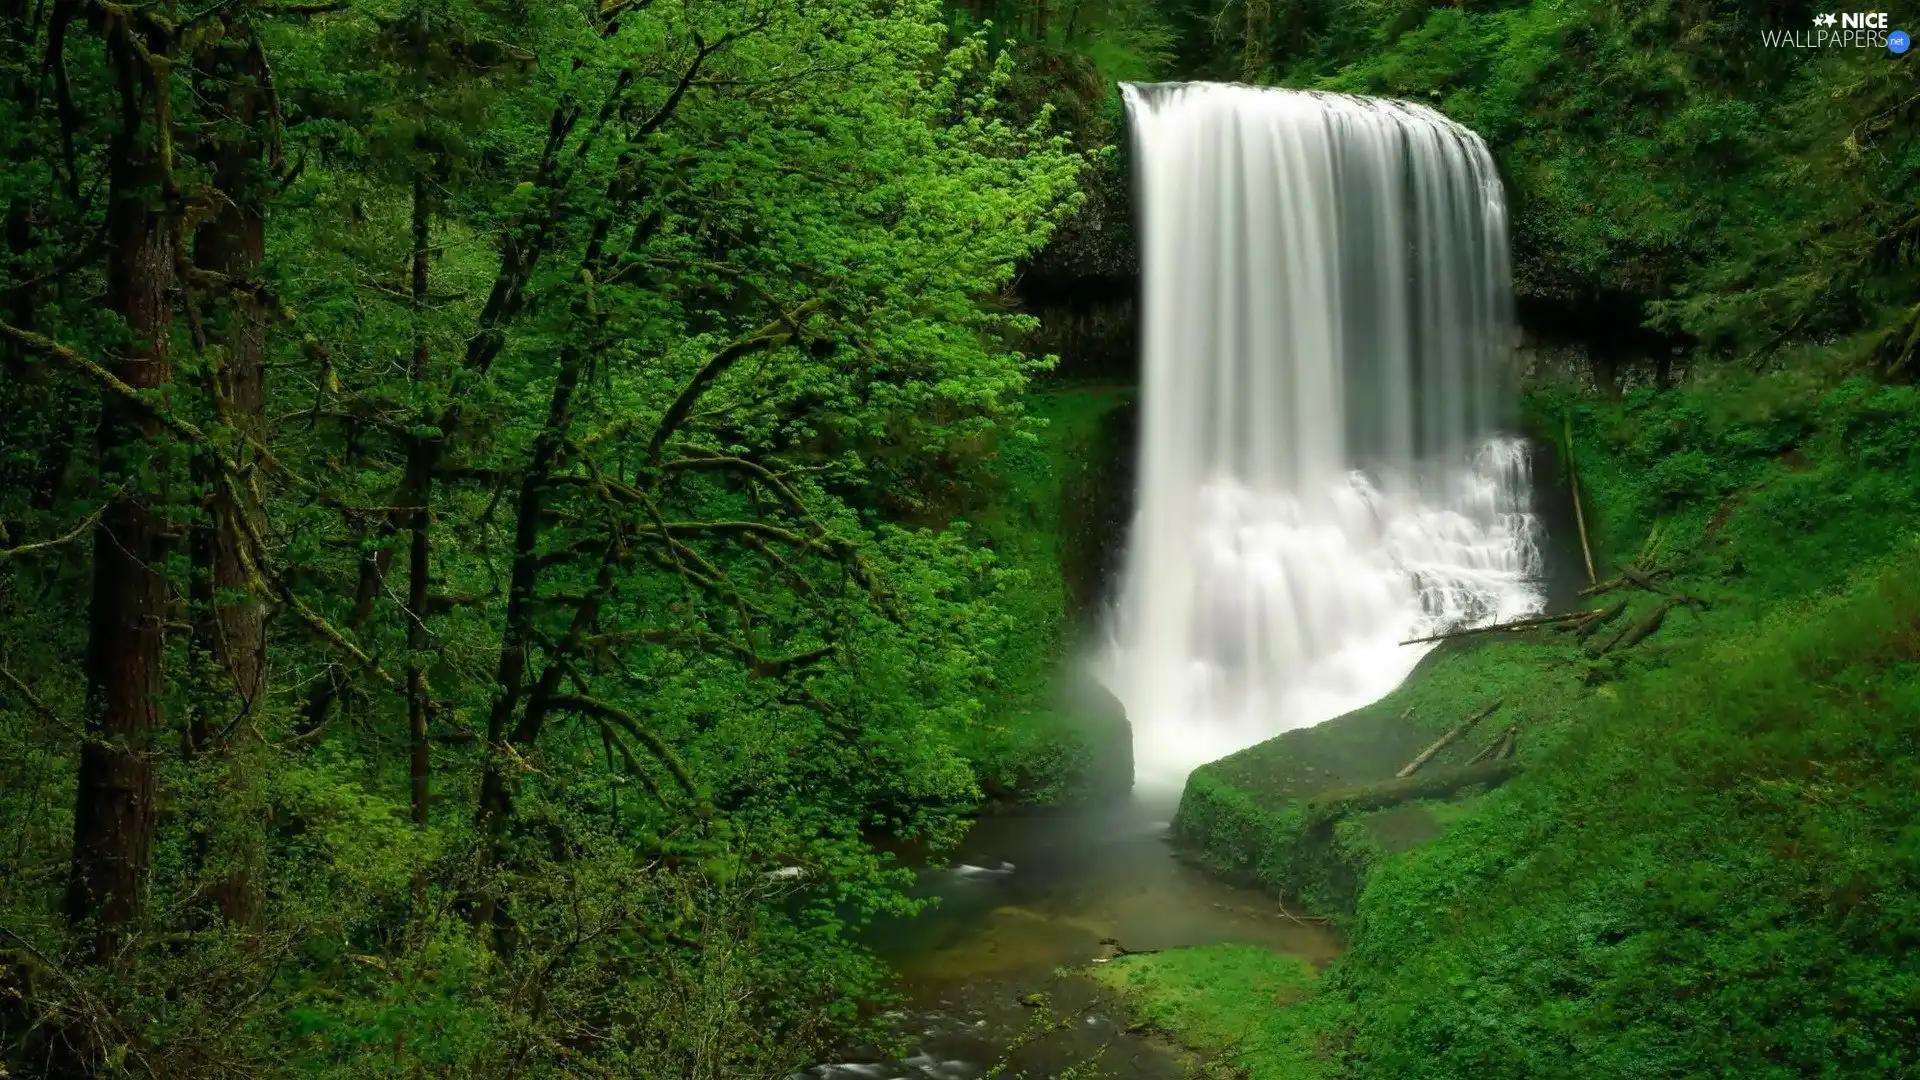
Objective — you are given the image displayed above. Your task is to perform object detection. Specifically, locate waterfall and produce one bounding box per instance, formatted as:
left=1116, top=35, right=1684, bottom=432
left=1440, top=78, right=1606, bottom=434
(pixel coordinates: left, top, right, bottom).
left=1109, top=83, right=1544, bottom=786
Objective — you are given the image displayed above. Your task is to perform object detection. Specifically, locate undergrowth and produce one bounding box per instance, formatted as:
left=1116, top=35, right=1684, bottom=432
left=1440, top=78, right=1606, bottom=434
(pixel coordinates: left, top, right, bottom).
left=1336, top=539, right=1920, bottom=1079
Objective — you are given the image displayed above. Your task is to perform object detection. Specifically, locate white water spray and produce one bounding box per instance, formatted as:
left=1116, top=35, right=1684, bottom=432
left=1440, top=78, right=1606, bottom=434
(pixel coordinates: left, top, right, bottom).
left=1108, top=83, right=1544, bottom=786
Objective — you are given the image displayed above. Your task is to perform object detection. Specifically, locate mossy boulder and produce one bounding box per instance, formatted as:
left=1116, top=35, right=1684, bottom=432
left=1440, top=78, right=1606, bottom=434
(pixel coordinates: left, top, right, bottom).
left=1173, top=634, right=1583, bottom=915
left=969, top=387, right=1138, bottom=807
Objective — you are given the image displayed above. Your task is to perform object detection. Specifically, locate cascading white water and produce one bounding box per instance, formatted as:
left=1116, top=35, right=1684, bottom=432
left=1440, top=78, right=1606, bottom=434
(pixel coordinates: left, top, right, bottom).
left=1109, top=83, right=1545, bottom=786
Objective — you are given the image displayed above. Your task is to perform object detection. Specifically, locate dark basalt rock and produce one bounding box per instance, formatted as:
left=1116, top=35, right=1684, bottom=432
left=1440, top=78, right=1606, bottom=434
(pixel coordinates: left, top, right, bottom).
left=1020, top=152, right=1140, bottom=382
left=1025, top=150, right=1138, bottom=293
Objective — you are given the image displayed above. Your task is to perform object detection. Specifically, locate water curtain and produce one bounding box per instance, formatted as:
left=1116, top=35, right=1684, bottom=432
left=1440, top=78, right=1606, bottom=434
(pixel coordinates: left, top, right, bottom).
left=1110, top=83, right=1544, bottom=784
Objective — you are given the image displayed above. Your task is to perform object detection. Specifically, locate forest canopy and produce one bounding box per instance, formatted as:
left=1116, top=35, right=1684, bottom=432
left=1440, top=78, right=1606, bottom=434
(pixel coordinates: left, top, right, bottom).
left=0, top=0, right=1083, bottom=1074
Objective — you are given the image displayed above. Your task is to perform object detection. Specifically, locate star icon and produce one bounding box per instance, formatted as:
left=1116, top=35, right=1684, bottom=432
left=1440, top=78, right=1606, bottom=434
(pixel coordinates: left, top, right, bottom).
left=1814, top=12, right=1838, bottom=26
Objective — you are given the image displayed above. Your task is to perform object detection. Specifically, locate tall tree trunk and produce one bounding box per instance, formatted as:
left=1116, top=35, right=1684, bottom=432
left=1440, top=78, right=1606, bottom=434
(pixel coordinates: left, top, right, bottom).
left=194, top=141, right=267, bottom=717
left=404, top=174, right=437, bottom=902
left=186, top=27, right=270, bottom=927
left=474, top=271, right=599, bottom=941
left=1242, top=0, right=1272, bottom=81
left=70, top=40, right=176, bottom=959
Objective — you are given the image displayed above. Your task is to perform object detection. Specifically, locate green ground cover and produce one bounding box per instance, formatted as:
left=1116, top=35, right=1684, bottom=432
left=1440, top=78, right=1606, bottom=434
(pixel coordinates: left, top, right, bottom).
left=1089, top=944, right=1337, bottom=1080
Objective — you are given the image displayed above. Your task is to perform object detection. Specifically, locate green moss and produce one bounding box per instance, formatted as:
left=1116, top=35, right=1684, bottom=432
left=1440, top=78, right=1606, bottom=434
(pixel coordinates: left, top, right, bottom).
left=965, top=385, right=1135, bottom=803
left=1173, top=634, right=1585, bottom=914
left=1089, top=944, right=1342, bottom=1080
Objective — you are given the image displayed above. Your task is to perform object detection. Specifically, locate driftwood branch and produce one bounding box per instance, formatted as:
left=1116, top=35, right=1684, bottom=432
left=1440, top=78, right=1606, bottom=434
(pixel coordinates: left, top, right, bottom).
left=1400, top=611, right=1589, bottom=645
left=1565, top=410, right=1597, bottom=587
left=1467, top=724, right=1519, bottom=765
left=1396, top=699, right=1502, bottom=778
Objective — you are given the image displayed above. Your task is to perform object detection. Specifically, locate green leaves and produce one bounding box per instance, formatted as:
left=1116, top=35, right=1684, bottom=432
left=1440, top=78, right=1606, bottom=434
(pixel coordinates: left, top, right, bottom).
left=1, top=0, right=1090, bottom=1075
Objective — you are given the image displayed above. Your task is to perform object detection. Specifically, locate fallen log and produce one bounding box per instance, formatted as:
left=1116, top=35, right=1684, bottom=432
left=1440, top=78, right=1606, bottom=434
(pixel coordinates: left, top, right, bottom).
left=1466, top=724, right=1517, bottom=766
left=1306, top=759, right=1520, bottom=827
left=1396, top=699, right=1503, bottom=778
left=1590, top=597, right=1677, bottom=656
left=1574, top=600, right=1628, bottom=640
left=1611, top=597, right=1677, bottom=652
left=1579, top=560, right=1711, bottom=611
left=1565, top=410, right=1598, bottom=587
left=1621, top=566, right=1668, bottom=595
left=1579, top=576, right=1622, bottom=598
left=1400, top=611, right=1590, bottom=645
left=1623, top=566, right=1710, bottom=610
left=1496, top=725, right=1518, bottom=761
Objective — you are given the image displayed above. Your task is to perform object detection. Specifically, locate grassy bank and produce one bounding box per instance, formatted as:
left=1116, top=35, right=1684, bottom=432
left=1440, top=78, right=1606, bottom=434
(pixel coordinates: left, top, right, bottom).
left=1126, top=353, right=1920, bottom=1078
left=1089, top=945, right=1337, bottom=1080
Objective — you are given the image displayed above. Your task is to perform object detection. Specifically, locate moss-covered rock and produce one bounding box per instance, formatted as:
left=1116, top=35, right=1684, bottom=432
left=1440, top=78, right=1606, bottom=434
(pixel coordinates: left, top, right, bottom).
left=1173, top=638, right=1556, bottom=915
left=969, top=386, right=1138, bottom=806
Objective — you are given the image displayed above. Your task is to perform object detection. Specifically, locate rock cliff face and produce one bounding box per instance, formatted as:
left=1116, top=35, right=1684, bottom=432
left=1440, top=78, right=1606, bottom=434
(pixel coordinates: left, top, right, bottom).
left=1057, top=396, right=1136, bottom=629
left=1020, top=153, right=1139, bottom=382
left=1518, top=331, right=1691, bottom=397
left=1030, top=147, right=1138, bottom=288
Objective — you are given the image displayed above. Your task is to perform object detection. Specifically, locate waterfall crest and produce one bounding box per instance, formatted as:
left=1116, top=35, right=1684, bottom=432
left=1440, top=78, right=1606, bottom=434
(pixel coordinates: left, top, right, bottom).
left=1109, top=83, right=1544, bottom=786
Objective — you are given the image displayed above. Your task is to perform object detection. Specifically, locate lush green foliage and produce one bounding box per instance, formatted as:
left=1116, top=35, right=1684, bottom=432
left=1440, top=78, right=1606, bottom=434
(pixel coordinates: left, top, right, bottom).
left=1339, top=548, right=1920, bottom=1079
left=0, top=1, right=1096, bottom=1075
left=2, top=0, right=1914, bottom=1075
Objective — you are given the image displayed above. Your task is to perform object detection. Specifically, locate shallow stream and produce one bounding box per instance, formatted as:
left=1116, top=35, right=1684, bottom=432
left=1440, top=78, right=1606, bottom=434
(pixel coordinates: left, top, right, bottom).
left=801, top=792, right=1341, bottom=1079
